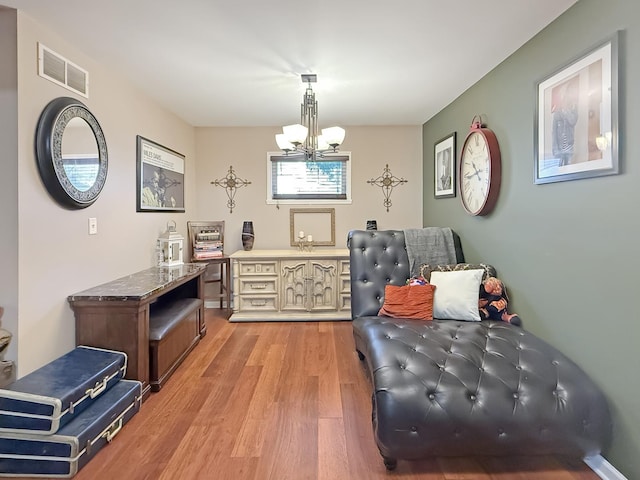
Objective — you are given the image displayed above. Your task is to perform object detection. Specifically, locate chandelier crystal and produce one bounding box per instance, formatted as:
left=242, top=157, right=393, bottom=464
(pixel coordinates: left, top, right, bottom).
left=275, top=74, right=345, bottom=160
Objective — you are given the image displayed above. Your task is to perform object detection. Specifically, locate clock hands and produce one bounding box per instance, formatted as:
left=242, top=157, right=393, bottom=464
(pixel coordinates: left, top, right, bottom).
left=464, top=161, right=482, bottom=181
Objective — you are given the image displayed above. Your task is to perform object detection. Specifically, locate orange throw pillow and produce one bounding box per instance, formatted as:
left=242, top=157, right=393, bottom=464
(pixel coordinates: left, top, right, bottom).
left=378, top=284, right=435, bottom=320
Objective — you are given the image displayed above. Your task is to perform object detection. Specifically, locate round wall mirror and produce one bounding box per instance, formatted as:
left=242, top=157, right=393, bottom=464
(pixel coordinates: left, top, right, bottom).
left=35, top=97, right=108, bottom=209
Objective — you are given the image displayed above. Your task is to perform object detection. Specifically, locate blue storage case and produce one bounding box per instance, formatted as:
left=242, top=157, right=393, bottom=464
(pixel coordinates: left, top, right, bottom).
left=0, top=346, right=127, bottom=435
left=0, top=379, right=141, bottom=478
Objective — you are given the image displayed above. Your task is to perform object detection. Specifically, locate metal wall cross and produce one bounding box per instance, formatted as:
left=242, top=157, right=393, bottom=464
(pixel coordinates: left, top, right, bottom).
left=367, top=164, right=407, bottom=212
left=211, top=166, right=252, bottom=213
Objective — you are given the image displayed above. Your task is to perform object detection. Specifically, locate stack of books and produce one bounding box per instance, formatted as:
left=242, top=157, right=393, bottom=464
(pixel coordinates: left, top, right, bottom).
left=193, top=229, right=223, bottom=259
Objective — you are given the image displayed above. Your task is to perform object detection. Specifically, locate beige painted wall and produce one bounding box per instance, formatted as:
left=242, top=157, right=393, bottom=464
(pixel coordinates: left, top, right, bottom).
left=14, top=12, right=196, bottom=376
left=194, top=126, right=423, bottom=253
left=0, top=8, right=18, bottom=371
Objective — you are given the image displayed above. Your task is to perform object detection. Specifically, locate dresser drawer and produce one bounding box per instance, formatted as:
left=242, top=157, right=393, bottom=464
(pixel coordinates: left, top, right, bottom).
left=238, top=295, right=278, bottom=312
left=339, top=259, right=350, bottom=276
left=238, top=261, right=277, bottom=275
left=239, top=277, right=277, bottom=294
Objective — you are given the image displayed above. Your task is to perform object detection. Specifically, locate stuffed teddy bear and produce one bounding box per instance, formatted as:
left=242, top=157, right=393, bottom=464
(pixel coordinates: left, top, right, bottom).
left=478, top=277, right=522, bottom=326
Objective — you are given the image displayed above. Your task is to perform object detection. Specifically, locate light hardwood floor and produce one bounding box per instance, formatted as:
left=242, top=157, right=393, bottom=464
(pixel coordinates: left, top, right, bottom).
left=64, top=310, right=598, bottom=480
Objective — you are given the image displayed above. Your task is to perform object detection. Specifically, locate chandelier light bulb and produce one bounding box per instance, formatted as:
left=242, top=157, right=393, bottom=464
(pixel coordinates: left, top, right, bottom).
left=275, top=134, right=295, bottom=152
left=282, top=124, right=308, bottom=145
left=321, top=126, right=346, bottom=148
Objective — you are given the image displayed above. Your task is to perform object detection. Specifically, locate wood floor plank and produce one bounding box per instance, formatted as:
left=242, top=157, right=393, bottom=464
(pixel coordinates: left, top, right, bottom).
left=232, top=344, right=286, bottom=458
left=318, top=417, right=349, bottom=480
left=63, top=312, right=599, bottom=480
left=318, top=323, right=343, bottom=418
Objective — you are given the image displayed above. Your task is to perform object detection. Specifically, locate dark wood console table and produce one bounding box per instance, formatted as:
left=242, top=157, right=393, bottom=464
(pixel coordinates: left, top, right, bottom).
left=67, top=264, right=206, bottom=397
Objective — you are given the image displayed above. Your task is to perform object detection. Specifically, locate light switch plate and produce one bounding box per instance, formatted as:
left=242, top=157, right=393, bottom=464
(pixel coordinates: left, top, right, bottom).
left=88, top=217, right=98, bottom=235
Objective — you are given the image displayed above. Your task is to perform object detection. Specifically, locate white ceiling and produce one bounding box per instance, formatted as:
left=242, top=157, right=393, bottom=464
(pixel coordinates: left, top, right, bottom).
left=2, top=0, right=577, bottom=127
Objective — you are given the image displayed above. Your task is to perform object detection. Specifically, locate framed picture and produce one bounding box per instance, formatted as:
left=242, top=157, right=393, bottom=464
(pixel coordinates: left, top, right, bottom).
left=434, top=133, right=456, bottom=198
left=534, top=33, right=619, bottom=185
left=289, top=208, right=336, bottom=247
left=136, top=136, right=185, bottom=212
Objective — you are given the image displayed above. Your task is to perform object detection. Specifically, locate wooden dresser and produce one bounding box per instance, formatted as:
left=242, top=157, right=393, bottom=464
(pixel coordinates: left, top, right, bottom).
left=67, top=264, right=206, bottom=396
left=229, top=249, right=350, bottom=322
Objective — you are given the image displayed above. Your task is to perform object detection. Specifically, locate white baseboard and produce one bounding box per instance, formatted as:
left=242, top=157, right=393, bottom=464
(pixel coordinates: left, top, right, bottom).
left=584, top=455, right=627, bottom=480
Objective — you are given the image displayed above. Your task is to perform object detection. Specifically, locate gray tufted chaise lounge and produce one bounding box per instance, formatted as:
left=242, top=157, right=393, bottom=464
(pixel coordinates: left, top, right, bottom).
left=348, top=229, right=612, bottom=470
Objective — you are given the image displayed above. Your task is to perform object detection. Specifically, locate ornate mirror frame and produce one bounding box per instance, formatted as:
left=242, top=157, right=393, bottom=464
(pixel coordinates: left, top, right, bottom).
left=35, top=96, right=108, bottom=209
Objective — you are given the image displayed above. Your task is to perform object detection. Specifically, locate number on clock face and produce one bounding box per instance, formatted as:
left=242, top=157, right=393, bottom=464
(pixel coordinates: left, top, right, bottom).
left=461, top=132, right=490, bottom=214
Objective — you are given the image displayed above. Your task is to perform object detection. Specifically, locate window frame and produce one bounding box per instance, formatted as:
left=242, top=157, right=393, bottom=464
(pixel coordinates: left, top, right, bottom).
left=266, top=151, right=352, bottom=205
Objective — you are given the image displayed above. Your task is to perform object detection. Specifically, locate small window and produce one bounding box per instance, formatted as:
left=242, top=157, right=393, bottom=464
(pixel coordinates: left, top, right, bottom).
left=267, top=153, right=351, bottom=204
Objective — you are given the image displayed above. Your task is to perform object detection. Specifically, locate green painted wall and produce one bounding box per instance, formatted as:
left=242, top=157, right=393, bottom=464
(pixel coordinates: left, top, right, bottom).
left=423, top=0, right=639, bottom=478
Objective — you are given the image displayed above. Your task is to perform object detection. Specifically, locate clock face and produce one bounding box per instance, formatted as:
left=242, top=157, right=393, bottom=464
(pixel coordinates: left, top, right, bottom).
left=460, top=131, right=491, bottom=215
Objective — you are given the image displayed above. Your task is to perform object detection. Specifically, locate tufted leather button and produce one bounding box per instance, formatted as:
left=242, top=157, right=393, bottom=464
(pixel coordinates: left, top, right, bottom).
left=497, top=428, right=505, bottom=435
left=363, top=279, right=368, bottom=283
left=552, top=360, right=560, bottom=366
left=513, top=393, right=519, bottom=399
left=439, top=365, right=445, bottom=371
left=399, top=364, right=406, bottom=369
left=470, top=394, right=476, bottom=401
left=410, top=426, right=417, bottom=432
left=428, top=393, right=435, bottom=400
left=515, top=365, right=522, bottom=370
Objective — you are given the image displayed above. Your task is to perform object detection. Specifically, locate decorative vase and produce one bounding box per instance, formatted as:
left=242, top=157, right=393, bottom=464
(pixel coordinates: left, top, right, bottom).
left=241, top=221, right=254, bottom=251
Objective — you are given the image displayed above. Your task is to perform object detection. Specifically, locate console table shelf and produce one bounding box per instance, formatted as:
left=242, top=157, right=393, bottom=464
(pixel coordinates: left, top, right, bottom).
left=67, top=264, right=207, bottom=397
left=229, top=249, right=350, bottom=322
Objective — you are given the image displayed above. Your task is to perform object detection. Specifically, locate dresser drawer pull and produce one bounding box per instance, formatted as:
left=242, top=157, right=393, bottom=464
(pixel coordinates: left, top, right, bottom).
left=250, top=299, right=268, bottom=306
left=251, top=283, right=267, bottom=289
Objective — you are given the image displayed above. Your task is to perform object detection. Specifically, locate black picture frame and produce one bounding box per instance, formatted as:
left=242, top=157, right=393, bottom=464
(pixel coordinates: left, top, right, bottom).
left=434, top=132, right=456, bottom=198
left=534, top=32, right=619, bottom=185
left=136, top=136, right=185, bottom=212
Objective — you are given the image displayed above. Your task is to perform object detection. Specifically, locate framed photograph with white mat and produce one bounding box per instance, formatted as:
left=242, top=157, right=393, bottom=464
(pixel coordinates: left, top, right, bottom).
left=534, top=33, right=619, bottom=185
left=434, top=133, right=456, bottom=198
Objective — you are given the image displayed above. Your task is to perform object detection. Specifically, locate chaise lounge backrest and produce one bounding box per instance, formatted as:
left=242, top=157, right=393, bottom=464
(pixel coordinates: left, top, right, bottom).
left=348, top=229, right=464, bottom=319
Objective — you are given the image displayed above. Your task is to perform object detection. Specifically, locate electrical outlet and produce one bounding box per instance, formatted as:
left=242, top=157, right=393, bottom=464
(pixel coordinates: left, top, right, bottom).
left=88, top=217, right=98, bottom=235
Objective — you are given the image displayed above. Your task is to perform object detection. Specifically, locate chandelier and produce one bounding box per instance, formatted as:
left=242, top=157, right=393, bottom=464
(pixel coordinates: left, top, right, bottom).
left=275, top=74, right=345, bottom=160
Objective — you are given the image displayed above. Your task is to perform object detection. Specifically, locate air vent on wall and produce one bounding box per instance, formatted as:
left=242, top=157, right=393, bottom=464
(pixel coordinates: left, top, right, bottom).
left=37, top=43, right=89, bottom=98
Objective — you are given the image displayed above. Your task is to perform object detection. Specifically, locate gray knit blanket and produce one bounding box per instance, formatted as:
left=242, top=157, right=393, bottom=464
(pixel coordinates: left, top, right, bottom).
left=403, top=227, right=458, bottom=277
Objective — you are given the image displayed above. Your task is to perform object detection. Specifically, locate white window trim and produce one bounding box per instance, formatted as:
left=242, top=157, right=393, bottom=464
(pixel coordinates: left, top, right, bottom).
left=266, top=151, right=352, bottom=205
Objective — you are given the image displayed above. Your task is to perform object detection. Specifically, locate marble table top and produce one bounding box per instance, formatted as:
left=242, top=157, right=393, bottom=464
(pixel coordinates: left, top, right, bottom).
left=67, top=263, right=207, bottom=302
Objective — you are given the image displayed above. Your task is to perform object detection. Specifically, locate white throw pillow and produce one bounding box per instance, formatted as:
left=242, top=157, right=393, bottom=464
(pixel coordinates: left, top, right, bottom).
left=430, top=269, right=483, bottom=321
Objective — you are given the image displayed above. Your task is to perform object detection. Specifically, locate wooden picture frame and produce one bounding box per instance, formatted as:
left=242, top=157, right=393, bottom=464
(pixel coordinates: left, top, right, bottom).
left=136, top=136, right=185, bottom=212
left=534, top=33, right=619, bottom=185
left=289, top=208, right=336, bottom=247
left=434, top=132, right=456, bottom=198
